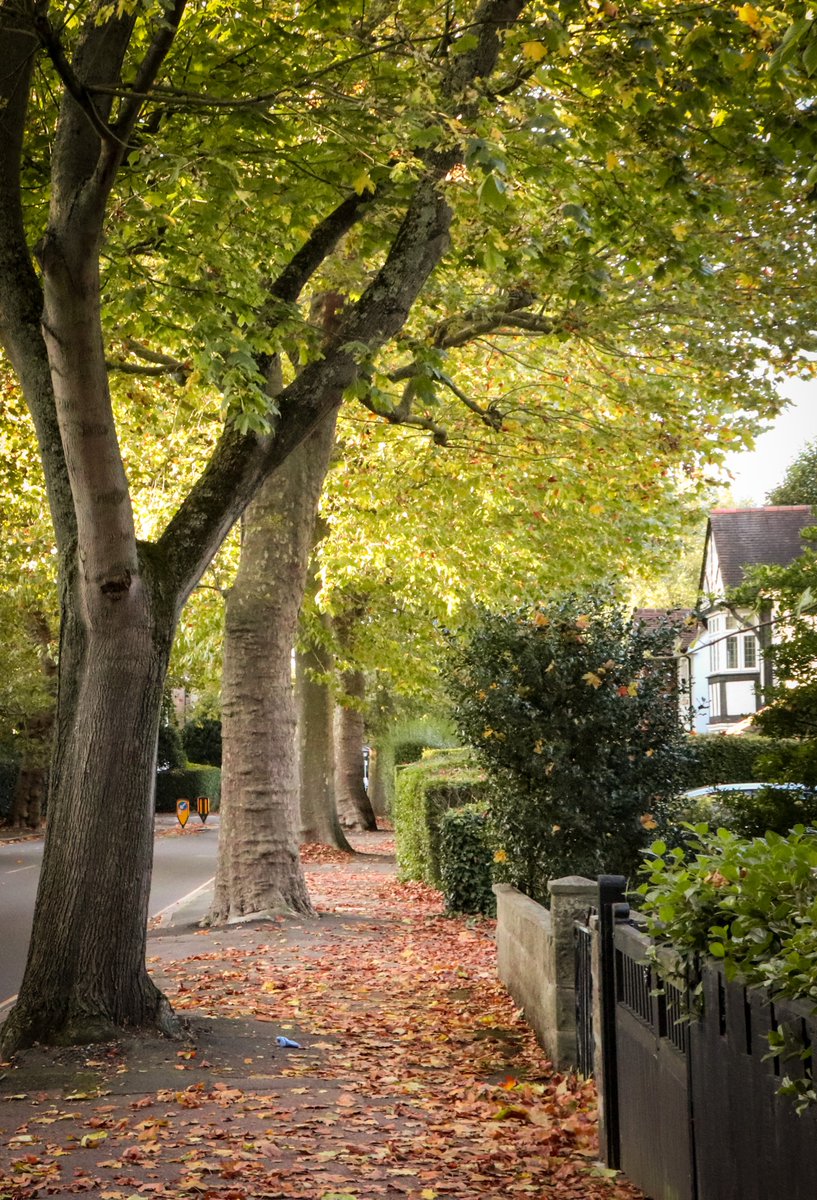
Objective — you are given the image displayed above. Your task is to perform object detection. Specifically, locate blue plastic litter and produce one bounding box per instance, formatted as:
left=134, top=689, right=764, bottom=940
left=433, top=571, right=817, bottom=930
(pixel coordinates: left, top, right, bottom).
left=275, top=1035, right=301, bottom=1049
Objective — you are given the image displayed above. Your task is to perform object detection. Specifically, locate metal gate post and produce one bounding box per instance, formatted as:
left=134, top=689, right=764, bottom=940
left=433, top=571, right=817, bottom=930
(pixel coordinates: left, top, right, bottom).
left=598, top=873, right=628, bottom=1169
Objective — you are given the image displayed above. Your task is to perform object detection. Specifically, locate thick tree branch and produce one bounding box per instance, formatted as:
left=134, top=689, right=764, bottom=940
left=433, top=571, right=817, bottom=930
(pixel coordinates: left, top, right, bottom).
left=110, top=0, right=187, bottom=146
left=0, top=1, right=75, bottom=554
left=105, top=339, right=189, bottom=378
left=267, top=192, right=377, bottom=306
left=157, top=0, right=528, bottom=604
left=32, top=13, right=122, bottom=147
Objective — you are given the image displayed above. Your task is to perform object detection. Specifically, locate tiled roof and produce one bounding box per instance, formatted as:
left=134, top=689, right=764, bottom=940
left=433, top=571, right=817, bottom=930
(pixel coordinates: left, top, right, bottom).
left=708, top=506, right=815, bottom=589
left=633, top=607, right=699, bottom=650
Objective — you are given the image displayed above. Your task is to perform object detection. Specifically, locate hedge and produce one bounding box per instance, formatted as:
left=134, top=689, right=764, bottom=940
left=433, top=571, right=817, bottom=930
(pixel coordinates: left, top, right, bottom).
left=182, top=719, right=222, bottom=767
left=155, top=763, right=221, bottom=814
left=439, top=804, right=495, bottom=915
left=683, top=734, right=797, bottom=788
left=393, top=749, right=488, bottom=886
left=157, top=723, right=186, bottom=771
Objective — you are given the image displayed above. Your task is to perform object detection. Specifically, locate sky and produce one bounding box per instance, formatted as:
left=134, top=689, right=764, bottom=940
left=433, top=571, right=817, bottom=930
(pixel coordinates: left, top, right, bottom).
left=721, top=377, right=817, bottom=505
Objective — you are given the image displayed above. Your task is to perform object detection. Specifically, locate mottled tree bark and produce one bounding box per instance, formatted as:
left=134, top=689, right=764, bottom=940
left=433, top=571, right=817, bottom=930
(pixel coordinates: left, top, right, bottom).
left=211, top=414, right=338, bottom=922
left=335, top=666, right=377, bottom=831
left=296, top=619, right=353, bottom=851
left=0, top=0, right=519, bottom=1051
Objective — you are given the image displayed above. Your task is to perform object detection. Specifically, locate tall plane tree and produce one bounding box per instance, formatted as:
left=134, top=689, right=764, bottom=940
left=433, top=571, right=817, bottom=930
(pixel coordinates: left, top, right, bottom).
left=0, top=0, right=529, bottom=1053
left=211, top=0, right=817, bottom=914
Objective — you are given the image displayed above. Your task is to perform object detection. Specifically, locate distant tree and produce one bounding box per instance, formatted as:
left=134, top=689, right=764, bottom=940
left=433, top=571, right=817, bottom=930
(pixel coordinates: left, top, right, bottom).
left=768, top=440, right=817, bottom=507
left=736, top=546, right=817, bottom=785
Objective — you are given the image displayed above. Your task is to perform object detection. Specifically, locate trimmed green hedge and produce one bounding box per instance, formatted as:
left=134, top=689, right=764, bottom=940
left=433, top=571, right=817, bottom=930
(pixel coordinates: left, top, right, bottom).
left=155, top=763, right=221, bottom=814
left=394, top=749, right=488, bottom=886
left=439, top=804, right=495, bottom=915
left=182, top=719, right=222, bottom=767
left=393, top=741, right=428, bottom=766
left=683, top=734, right=792, bottom=787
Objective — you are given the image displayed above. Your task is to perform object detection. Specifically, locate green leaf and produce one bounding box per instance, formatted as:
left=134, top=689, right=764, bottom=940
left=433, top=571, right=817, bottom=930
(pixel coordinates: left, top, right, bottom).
left=477, top=173, right=508, bottom=211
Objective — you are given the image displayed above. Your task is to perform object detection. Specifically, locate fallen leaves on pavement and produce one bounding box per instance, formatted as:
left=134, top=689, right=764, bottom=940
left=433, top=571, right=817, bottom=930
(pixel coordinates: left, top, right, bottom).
left=0, top=843, right=642, bottom=1200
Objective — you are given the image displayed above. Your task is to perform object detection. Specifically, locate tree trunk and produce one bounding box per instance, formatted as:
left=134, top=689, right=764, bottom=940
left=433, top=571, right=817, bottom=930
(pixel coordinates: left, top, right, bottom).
left=296, top=617, right=353, bottom=851
left=210, top=414, right=338, bottom=922
left=0, top=0, right=509, bottom=1052
left=335, top=667, right=377, bottom=830
left=1, top=563, right=178, bottom=1052
left=367, top=746, right=389, bottom=818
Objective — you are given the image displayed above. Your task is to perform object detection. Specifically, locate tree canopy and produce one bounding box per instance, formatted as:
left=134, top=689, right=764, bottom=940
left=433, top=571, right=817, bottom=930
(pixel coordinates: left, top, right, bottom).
left=4, top=0, right=817, bottom=1050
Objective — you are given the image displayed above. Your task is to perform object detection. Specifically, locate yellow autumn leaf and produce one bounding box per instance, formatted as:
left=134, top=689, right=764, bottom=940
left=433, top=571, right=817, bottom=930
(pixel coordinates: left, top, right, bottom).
left=494, top=849, right=508, bottom=863
left=532, top=611, right=550, bottom=627
left=627, top=681, right=639, bottom=696
left=605, top=150, right=619, bottom=171
left=353, top=170, right=375, bottom=195
left=80, top=1131, right=108, bottom=1148
left=521, top=40, right=547, bottom=61
left=422, top=1191, right=438, bottom=1200
left=736, top=3, right=761, bottom=29
left=640, top=813, right=658, bottom=830
left=582, top=671, right=603, bottom=688
left=575, top=614, right=590, bottom=629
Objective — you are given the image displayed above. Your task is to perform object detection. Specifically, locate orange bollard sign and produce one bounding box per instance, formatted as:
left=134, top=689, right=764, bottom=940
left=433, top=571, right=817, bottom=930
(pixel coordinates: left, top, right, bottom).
left=176, top=798, right=191, bottom=828
left=196, top=796, right=210, bottom=824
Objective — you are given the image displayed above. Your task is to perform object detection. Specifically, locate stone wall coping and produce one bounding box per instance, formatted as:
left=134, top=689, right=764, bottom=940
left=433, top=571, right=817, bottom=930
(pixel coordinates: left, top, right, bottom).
left=548, top=876, right=598, bottom=896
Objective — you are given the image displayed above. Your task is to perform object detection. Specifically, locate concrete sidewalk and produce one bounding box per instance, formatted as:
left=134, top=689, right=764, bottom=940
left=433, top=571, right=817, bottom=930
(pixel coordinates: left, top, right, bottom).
left=0, top=833, right=639, bottom=1200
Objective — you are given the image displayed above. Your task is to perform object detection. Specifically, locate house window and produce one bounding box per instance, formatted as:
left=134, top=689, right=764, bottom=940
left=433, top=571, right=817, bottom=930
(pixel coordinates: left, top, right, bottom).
left=709, top=684, right=721, bottom=717
left=726, top=636, right=739, bottom=669
left=743, top=636, right=757, bottom=669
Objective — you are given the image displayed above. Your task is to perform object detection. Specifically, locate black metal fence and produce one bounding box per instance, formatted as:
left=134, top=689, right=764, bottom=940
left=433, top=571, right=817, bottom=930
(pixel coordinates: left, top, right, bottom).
left=592, top=886, right=817, bottom=1200
left=574, top=919, right=594, bottom=1078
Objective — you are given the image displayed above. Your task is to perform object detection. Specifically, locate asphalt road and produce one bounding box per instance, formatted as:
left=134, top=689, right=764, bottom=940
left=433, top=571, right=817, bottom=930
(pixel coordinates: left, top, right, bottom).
left=0, top=818, right=219, bottom=1015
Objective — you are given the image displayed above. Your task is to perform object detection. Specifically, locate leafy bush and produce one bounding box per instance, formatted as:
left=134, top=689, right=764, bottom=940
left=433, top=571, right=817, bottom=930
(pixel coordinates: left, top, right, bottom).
left=679, top=785, right=817, bottom=839
left=443, top=591, right=691, bottom=904
left=157, top=722, right=186, bottom=771
left=639, top=826, right=817, bottom=1000
left=640, top=825, right=817, bottom=1109
left=393, top=741, right=429, bottom=766
left=439, top=804, right=495, bottom=915
left=682, top=734, right=780, bottom=788
left=182, top=718, right=222, bottom=767
left=394, top=749, right=488, bottom=886
left=155, top=763, right=221, bottom=814
left=0, top=758, right=19, bottom=822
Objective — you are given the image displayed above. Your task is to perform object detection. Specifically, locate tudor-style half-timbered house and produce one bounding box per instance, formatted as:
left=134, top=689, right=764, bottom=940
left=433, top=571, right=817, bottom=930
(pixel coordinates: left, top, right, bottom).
left=688, top=506, right=814, bottom=733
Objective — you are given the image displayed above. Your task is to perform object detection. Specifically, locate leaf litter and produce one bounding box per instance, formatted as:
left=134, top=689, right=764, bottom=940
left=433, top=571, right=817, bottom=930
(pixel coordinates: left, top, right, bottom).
left=0, top=831, right=642, bottom=1200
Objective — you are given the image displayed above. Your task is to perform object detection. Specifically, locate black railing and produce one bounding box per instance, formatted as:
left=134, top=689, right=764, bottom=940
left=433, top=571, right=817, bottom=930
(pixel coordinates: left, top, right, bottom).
left=574, top=919, right=594, bottom=1078
left=593, top=899, right=817, bottom=1200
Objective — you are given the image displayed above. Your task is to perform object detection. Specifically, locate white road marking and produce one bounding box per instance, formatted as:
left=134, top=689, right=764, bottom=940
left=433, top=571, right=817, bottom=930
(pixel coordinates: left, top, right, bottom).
left=150, top=876, right=214, bottom=923
left=5, top=865, right=36, bottom=875
left=0, top=993, right=17, bottom=1013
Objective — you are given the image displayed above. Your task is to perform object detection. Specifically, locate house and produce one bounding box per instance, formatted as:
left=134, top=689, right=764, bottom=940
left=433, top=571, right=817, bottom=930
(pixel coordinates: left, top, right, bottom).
left=687, top=505, right=814, bottom=733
